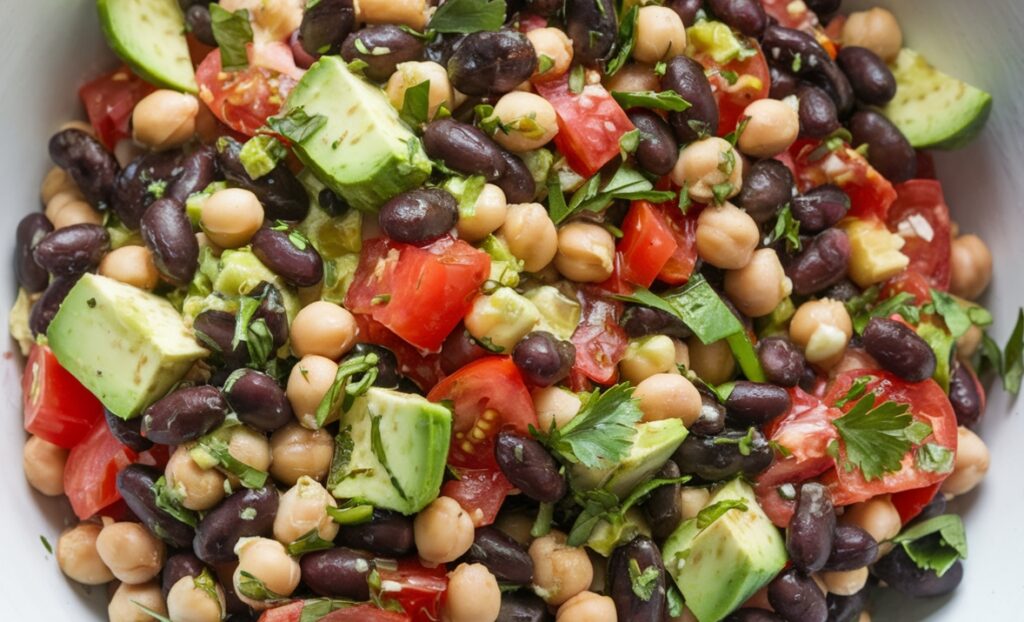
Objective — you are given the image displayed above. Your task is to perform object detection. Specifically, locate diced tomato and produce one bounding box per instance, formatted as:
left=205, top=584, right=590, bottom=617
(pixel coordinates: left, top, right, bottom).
left=881, top=270, right=934, bottom=306
left=22, top=345, right=105, bottom=449
left=692, top=42, right=771, bottom=135
left=257, top=601, right=304, bottom=622
left=534, top=77, right=634, bottom=177
left=346, top=237, right=491, bottom=352
left=322, top=606, right=410, bottom=622
left=618, top=201, right=679, bottom=288
left=891, top=483, right=942, bottom=525
left=597, top=253, right=635, bottom=296
left=79, top=66, right=154, bottom=150
left=64, top=420, right=138, bottom=519
left=570, top=287, right=628, bottom=385
left=354, top=315, right=443, bottom=391
left=378, top=559, right=448, bottom=622
left=442, top=466, right=517, bottom=527
left=656, top=203, right=701, bottom=285
left=886, top=180, right=953, bottom=291
left=760, top=0, right=818, bottom=31
left=791, top=141, right=897, bottom=222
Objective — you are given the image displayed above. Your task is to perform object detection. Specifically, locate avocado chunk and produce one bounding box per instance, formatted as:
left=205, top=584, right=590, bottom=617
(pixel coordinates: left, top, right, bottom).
left=662, top=479, right=787, bottom=622
left=571, top=419, right=688, bottom=498
left=523, top=286, right=581, bottom=341
left=47, top=274, right=209, bottom=419
left=329, top=388, right=452, bottom=515
left=282, top=57, right=432, bottom=212
left=97, top=0, right=197, bottom=93
left=882, top=48, right=992, bottom=149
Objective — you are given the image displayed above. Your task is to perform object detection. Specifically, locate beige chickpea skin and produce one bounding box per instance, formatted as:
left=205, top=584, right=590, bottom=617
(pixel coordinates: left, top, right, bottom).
left=672, top=137, right=744, bottom=205
left=415, top=496, right=476, bottom=564
left=234, top=537, right=302, bottom=609
left=633, top=6, right=688, bottom=64
left=46, top=188, right=86, bottom=222
left=679, top=487, right=711, bottom=520
left=738, top=99, right=800, bottom=159
left=494, top=510, right=535, bottom=547
left=790, top=299, right=853, bottom=366
left=499, top=203, right=559, bottom=273
left=273, top=476, right=340, bottom=546
left=358, top=0, right=428, bottom=29
left=821, top=567, right=869, bottom=596
left=200, top=188, right=265, bottom=249
left=949, top=234, right=993, bottom=300
left=99, top=245, right=161, bottom=291
left=620, top=335, right=678, bottom=384
left=132, top=90, right=200, bottom=151
left=167, top=574, right=226, bottom=622
left=530, top=531, right=593, bottom=606
left=724, top=248, right=793, bottom=317
left=224, top=426, right=272, bottom=485
left=556, top=590, right=617, bottom=622
left=686, top=337, right=737, bottom=385
left=96, top=521, right=166, bottom=585
left=387, top=61, right=453, bottom=120
left=842, top=8, right=903, bottom=62
left=166, top=445, right=226, bottom=511
left=22, top=435, right=67, bottom=496
left=533, top=386, right=582, bottom=431
left=553, top=222, right=615, bottom=283
left=108, top=580, right=166, bottom=622
left=941, top=426, right=990, bottom=496
left=634, top=373, right=702, bottom=426
left=40, top=166, right=74, bottom=204
left=458, top=184, right=508, bottom=242
left=527, top=27, right=574, bottom=78
left=492, top=92, right=560, bottom=153
left=695, top=203, right=759, bottom=270
left=605, top=63, right=660, bottom=94
left=290, top=301, right=359, bottom=360
left=287, top=355, right=340, bottom=428
left=57, top=522, right=115, bottom=585
left=841, top=496, right=901, bottom=544
left=270, top=423, right=335, bottom=485
left=51, top=199, right=104, bottom=229
left=957, top=324, right=983, bottom=363
left=443, top=563, right=502, bottom=622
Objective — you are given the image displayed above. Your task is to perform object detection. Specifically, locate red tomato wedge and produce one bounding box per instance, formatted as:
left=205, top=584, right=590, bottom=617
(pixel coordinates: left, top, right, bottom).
left=760, top=0, right=818, bottom=31
left=22, top=344, right=105, bottom=449
left=79, top=66, right=154, bottom=150
left=792, top=141, right=897, bottom=222
left=322, top=606, right=410, bottom=622
left=257, top=602, right=305, bottom=622
left=64, top=420, right=138, bottom=519
left=656, top=203, right=701, bottom=285
left=442, top=466, right=517, bottom=527
left=570, top=287, right=628, bottom=385
left=886, top=180, right=953, bottom=291
left=692, top=42, right=771, bottom=136
left=354, top=315, right=443, bottom=391
left=378, top=559, right=448, bottom=622
left=882, top=270, right=934, bottom=306
left=618, top=201, right=679, bottom=288
left=534, top=76, right=634, bottom=177
left=891, top=483, right=942, bottom=525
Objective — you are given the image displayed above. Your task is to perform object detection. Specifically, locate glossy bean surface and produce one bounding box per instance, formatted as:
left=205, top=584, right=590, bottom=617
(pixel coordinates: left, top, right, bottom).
left=15, top=213, right=53, bottom=293
left=116, top=464, right=195, bottom=549
left=161, top=552, right=207, bottom=598
left=797, top=84, right=841, bottom=139
left=250, top=227, right=325, bottom=287
left=724, top=610, right=786, bottom=622
left=193, top=484, right=278, bottom=563
left=608, top=536, right=666, bottom=622
left=461, top=526, right=534, bottom=585
left=140, top=198, right=199, bottom=286
left=335, top=509, right=414, bottom=556
left=689, top=391, right=728, bottom=437
left=786, top=482, right=836, bottom=573
left=447, top=31, right=538, bottom=96
left=871, top=546, right=963, bottom=597
left=707, top=0, right=767, bottom=37
left=141, top=385, right=229, bottom=445
left=423, top=119, right=507, bottom=181
left=251, top=281, right=290, bottom=349
left=185, top=5, right=215, bottom=46
left=785, top=229, right=851, bottom=296
left=112, top=150, right=182, bottom=229
left=861, top=317, right=937, bottom=382
left=48, top=129, right=119, bottom=208
left=225, top=369, right=294, bottom=433
left=300, top=547, right=373, bottom=600
left=379, top=188, right=459, bottom=245
left=29, top=275, right=80, bottom=337
left=341, top=25, right=424, bottom=82
left=757, top=337, right=806, bottom=388
left=621, top=306, right=692, bottom=339
left=792, top=185, right=851, bottom=234
left=667, top=0, right=703, bottom=25
left=512, top=331, right=575, bottom=388
left=565, top=0, right=617, bottom=65
left=837, top=46, right=897, bottom=106
left=440, top=327, right=490, bottom=376
left=849, top=110, right=917, bottom=183
left=104, top=408, right=152, bottom=453
left=342, top=343, right=401, bottom=389
left=769, top=65, right=799, bottom=99
left=165, top=145, right=218, bottom=204
left=664, top=56, right=720, bottom=142
left=494, top=430, right=567, bottom=503
left=642, top=460, right=683, bottom=540
left=735, top=159, right=794, bottom=225
left=493, top=150, right=536, bottom=204
left=826, top=589, right=868, bottom=622
left=497, top=590, right=551, bottom=622
left=726, top=382, right=792, bottom=425
left=33, top=224, right=109, bottom=276
left=217, top=137, right=309, bottom=221
left=674, top=427, right=773, bottom=480
left=627, top=109, right=680, bottom=177
left=299, top=0, right=354, bottom=56
left=194, top=310, right=249, bottom=368
left=949, top=362, right=983, bottom=427
left=768, top=568, right=828, bottom=622
left=824, top=525, right=878, bottom=571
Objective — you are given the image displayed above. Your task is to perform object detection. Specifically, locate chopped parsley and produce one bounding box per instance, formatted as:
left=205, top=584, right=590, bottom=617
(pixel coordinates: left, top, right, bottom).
left=1001, top=308, right=1024, bottom=394
left=550, top=164, right=674, bottom=224
left=565, top=475, right=688, bottom=546
left=266, top=107, right=328, bottom=144
left=915, top=443, right=955, bottom=474
left=132, top=602, right=172, bottom=622
left=152, top=475, right=199, bottom=528
left=428, top=0, right=506, bottom=34
left=611, top=90, right=691, bottom=112
left=40, top=535, right=52, bottom=554
left=287, top=528, right=336, bottom=556
left=831, top=392, right=931, bottom=481
left=628, top=558, right=660, bottom=601
left=712, top=427, right=757, bottom=456
left=209, top=5, right=253, bottom=71
left=723, top=115, right=750, bottom=146
left=237, top=570, right=287, bottom=602
left=232, top=295, right=276, bottom=368
left=531, top=502, right=554, bottom=538
left=696, top=499, right=748, bottom=529
left=537, top=54, right=555, bottom=74
left=326, top=502, right=374, bottom=526
left=196, top=436, right=270, bottom=489
left=711, top=182, right=734, bottom=205
left=619, top=128, right=641, bottom=157
left=315, top=353, right=380, bottom=427
left=604, top=6, right=639, bottom=76
left=891, top=514, right=968, bottom=577
left=568, top=64, right=586, bottom=94
left=765, top=204, right=802, bottom=253
left=399, top=80, right=432, bottom=128
left=537, top=384, right=643, bottom=469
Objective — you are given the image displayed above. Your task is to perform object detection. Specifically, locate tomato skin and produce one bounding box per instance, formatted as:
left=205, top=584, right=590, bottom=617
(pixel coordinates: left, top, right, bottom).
left=257, top=602, right=305, bottom=622
left=693, top=43, right=771, bottom=136
left=890, top=483, right=942, bottom=525
left=618, top=201, right=679, bottom=288
left=322, top=606, right=411, bottom=622
left=22, top=345, right=105, bottom=449
left=760, top=0, right=818, bottom=30
left=886, top=180, right=953, bottom=291
left=195, top=44, right=300, bottom=136
left=792, top=141, right=897, bottom=222
left=63, top=420, right=138, bottom=519
left=442, top=466, right=517, bottom=527
left=656, top=203, right=701, bottom=285
left=354, top=315, right=443, bottom=391
left=79, top=66, right=154, bottom=150
left=378, top=559, right=448, bottom=622
left=882, top=271, right=934, bottom=306
left=570, top=287, right=628, bottom=385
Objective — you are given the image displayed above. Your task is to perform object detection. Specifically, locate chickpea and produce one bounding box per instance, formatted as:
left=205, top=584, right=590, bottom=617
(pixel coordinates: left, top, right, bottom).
left=223, top=426, right=272, bottom=485
left=672, top=137, right=744, bottom=205
left=494, top=510, right=535, bottom=547
left=57, top=523, right=115, bottom=585
left=273, top=476, right=340, bottom=546
left=957, top=324, right=983, bottom=364
left=99, top=245, right=160, bottom=291
left=587, top=549, right=606, bottom=593
left=679, top=487, right=711, bottom=520
left=132, top=90, right=199, bottom=151
left=686, top=337, right=737, bottom=385
left=108, top=581, right=166, bottom=622
left=457, top=183, right=508, bottom=242
left=59, top=120, right=97, bottom=137
left=529, top=531, right=593, bottom=606
left=724, top=248, right=793, bottom=317
left=287, top=355, right=340, bottom=428
left=234, top=537, right=301, bottom=608
left=841, top=8, right=903, bottom=62
left=695, top=202, right=759, bottom=270
left=941, top=426, right=990, bottom=496
left=533, top=386, right=582, bottom=431
left=553, top=222, right=615, bottom=282
left=620, top=335, right=678, bottom=384
left=96, top=522, right=166, bottom=585
left=289, top=301, right=359, bottom=360
left=358, top=0, right=428, bottom=29
left=556, top=590, right=617, bottom=622
left=821, top=567, right=869, bottom=596
left=50, top=199, right=104, bottom=229
left=166, top=445, right=226, bottom=511
left=166, top=575, right=226, bottom=622
left=22, top=435, right=67, bottom=496
left=414, top=496, right=476, bottom=564
left=634, top=373, right=702, bottom=426
left=200, top=188, right=265, bottom=249
left=270, top=423, right=335, bottom=485
left=41, top=166, right=73, bottom=204
left=737, top=99, right=800, bottom=158
left=633, top=6, right=687, bottom=64
left=841, top=496, right=901, bottom=544
left=527, top=27, right=574, bottom=78
left=674, top=339, right=690, bottom=369
left=605, top=63, right=660, bottom=94
left=491, top=92, right=560, bottom=153
left=221, top=0, right=303, bottom=43
left=789, top=299, right=853, bottom=366
left=949, top=234, right=993, bottom=300
left=444, top=563, right=502, bottom=622
left=859, top=613, right=872, bottom=622
left=499, top=203, right=559, bottom=273
left=45, top=188, right=86, bottom=222
left=387, top=61, right=453, bottom=120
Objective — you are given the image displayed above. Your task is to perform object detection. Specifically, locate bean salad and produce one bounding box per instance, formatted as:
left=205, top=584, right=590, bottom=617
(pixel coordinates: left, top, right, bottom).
left=14, top=1, right=1017, bottom=622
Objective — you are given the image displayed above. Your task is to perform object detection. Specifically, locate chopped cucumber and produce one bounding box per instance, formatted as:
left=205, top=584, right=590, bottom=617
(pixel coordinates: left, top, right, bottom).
left=97, top=0, right=197, bottom=93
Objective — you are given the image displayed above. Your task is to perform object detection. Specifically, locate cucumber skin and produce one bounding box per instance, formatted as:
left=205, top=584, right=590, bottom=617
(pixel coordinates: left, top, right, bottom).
left=96, top=0, right=198, bottom=94
left=925, top=95, right=993, bottom=150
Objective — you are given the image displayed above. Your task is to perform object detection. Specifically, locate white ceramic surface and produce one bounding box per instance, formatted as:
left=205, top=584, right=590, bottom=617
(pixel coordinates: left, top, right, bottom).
left=1, top=1, right=1021, bottom=619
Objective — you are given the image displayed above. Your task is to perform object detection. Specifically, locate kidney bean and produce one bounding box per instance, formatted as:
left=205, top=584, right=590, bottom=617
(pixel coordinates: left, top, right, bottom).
left=849, top=110, right=917, bottom=183
left=620, top=306, right=691, bottom=340
left=735, top=159, right=794, bottom=225
left=335, top=509, right=415, bottom=556
left=249, top=281, right=290, bottom=349
left=949, top=362, right=983, bottom=427
left=141, top=386, right=229, bottom=445
left=112, top=150, right=183, bottom=229
left=674, top=427, right=773, bottom=481
left=378, top=188, right=459, bottom=245
left=161, top=552, right=208, bottom=598
left=166, top=145, right=219, bottom=204
left=768, top=568, right=828, bottom=622
left=664, top=56, right=720, bottom=143
left=823, top=279, right=861, bottom=303
left=48, top=129, right=119, bottom=208
left=626, top=109, right=680, bottom=177
left=791, top=185, right=850, bottom=234
left=608, top=536, right=667, bottom=622
left=29, top=275, right=80, bottom=337
left=565, top=0, right=617, bottom=65
left=448, top=31, right=537, bottom=96
left=461, top=527, right=534, bottom=584
left=724, top=610, right=786, bottom=622
left=32, top=224, right=109, bottom=276
left=512, top=332, right=575, bottom=388
left=440, top=326, right=490, bottom=375
left=726, top=382, right=792, bottom=425
left=193, top=310, right=249, bottom=368
left=494, top=430, right=566, bottom=503
left=423, top=31, right=468, bottom=66
left=824, top=525, right=878, bottom=571
left=341, top=25, right=424, bottom=82
left=301, top=548, right=373, bottom=600
left=250, top=226, right=324, bottom=287
left=299, top=0, right=354, bottom=57
left=871, top=545, right=963, bottom=597
left=341, top=343, right=401, bottom=389
left=497, top=591, right=551, bottom=622
left=786, top=229, right=851, bottom=296
left=786, top=482, right=836, bottom=573
left=116, top=464, right=196, bottom=549
left=224, top=369, right=294, bottom=433
left=757, top=337, right=806, bottom=388
left=806, top=0, right=842, bottom=17
left=707, top=0, right=767, bottom=37
left=423, top=119, right=507, bottom=180
left=216, top=137, right=309, bottom=221
left=861, top=317, right=937, bottom=382
left=667, top=0, right=704, bottom=25
left=837, top=46, right=897, bottom=106
left=797, top=85, right=841, bottom=139
left=193, top=485, right=278, bottom=563
left=16, top=214, right=53, bottom=293
left=642, top=460, right=683, bottom=540
left=104, top=409, right=153, bottom=453
left=762, top=26, right=853, bottom=115
left=826, top=589, right=868, bottom=622
left=689, top=391, right=728, bottom=437
left=808, top=62, right=855, bottom=117
left=770, top=65, right=800, bottom=99
left=140, top=198, right=199, bottom=286
left=185, top=5, right=216, bottom=46
left=493, top=150, right=536, bottom=204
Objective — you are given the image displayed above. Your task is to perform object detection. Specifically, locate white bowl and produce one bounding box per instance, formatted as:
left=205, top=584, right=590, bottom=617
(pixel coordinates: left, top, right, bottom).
left=1, top=1, right=1021, bottom=619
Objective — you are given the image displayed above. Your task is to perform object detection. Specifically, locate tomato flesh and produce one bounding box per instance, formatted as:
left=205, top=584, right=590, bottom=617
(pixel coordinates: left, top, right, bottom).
left=378, top=559, right=448, bottom=622
left=79, top=66, right=154, bottom=150
left=792, top=141, right=897, bottom=222
left=656, top=203, right=701, bottom=285
left=891, top=483, right=942, bottom=525
left=886, top=180, right=953, bottom=291
left=354, top=315, right=443, bottom=392
left=693, top=43, right=771, bottom=136
left=22, top=345, right=105, bottom=449
left=570, top=287, right=628, bottom=385
left=618, top=201, right=679, bottom=288
left=64, top=420, right=138, bottom=519
left=322, top=606, right=410, bottom=622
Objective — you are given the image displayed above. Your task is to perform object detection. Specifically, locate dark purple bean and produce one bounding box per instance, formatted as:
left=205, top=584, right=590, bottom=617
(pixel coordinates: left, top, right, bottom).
left=512, top=331, right=575, bottom=387
left=423, top=119, right=507, bottom=180
left=664, top=56, right=720, bottom=142
left=735, top=159, right=794, bottom=225
left=224, top=369, right=294, bottom=433
left=627, top=109, right=679, bottom=176
left=525, top=0, right=561, bottom=16
left=343, top=343, right=400, bottom=389
left=448, top=31, right=537, bottom=96
left=497, top=591, right=551, bottom=622
left=193, top=310, right=249, bottom=368
left=565, top=0, right=617, bottom=65
left=824, top=525, right=878, bottom=571
left=707, top=0, right=768, bottom=37
left=849, top=110, right=917, bottom=183
left=335, top=509, right=414, bottom=556
left=250, top=281, right=290, bottom=349
left=836, top=46, right=897, bottom=106
left=185, top=4, right=216, bottom=47
left=792, top=185, right=851, bottom=234
left=826, top=589, right=868, bottom=622
left=785, top=229, right=851, bottom=296
left=378, top=188, right=458, bottom=245
left=949, top=362, right=983, bottom=427
left=861, top=317, right=937, bottom=382
left=299, top=0, right=354, bottom=57
left=726, top=382, right=792, bottom=425
left=770, top=65, right=800, bottom=99
left=621, top=306, right=692, bottom=340
left=104, top=409, right=153, bottom=453
left=757, top=337, right=806, bottom=388
left=768, top=568, right=828, bottom=622
left=193, top=485, right=278, bottom=563
left=494, top=430, right=566, bottom=503
left=300, top=548, right=373, bottom=599
left=461, top=526, right=534, bottom=584
left=141, top=386, right=229, bottom=445
left=48, top=129, right=119, bottom=208
left=341, top=25, right=424, bottom=82
left=806, top=0, right=842, bottom=18
left=787, top=482, right=835, bottom=573
left=423, top=32, right=468, bottom=67
left=177, top=0, right=201, bottom=9
left=29, top=275, right=80, bottom=337
left=689, top=391, right=728, bottom=437
left=440, top=326, right=490, bottom=375
left=674, top=427, right=773, bottom=481
left=140, top=198, right=199, bottom=286
left=910, top=495, right=946, bottom=525
left=762, top=25, right=853, bottom=114
left=797, top=85, right=841, bottom=139
left=165, top=146, right=218, bottom=204
left=608, top=536, right=666, bottom=622
left=493, top=150, right=536, bottom=204
left=318, top=188, right=349, bottom=216
left=807, top=61, right=855, bottom=117
left=667, top=0, right=704, bottom=26
left=725, top=610, right=786, bottom=622
left=823, top=279, right=862, bottom=302
left=161, top=553, right=208, bottom=598
left=112, top=150, right=183, bottom=229
left=32, top=224, right=109, bottom=276
left=15, top=214, right=53, bottom=293
left=250, top=227, right=324, bottom=287
left=216, top=137, right=309, bottom=221
left=116, top=464, right=195, bottom=549
left=871, top=545, right=963, bottom=597
left=642, top=460, right=683, bottom=540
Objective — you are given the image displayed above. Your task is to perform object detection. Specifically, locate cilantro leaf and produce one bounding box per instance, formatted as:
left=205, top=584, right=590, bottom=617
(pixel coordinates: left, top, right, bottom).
left=604, top=6, right=639, bottom=76
left=315, top=353, right=380, bottom=427
left=326, top=502, right=374, bottom=526
left=152, top=476, right=199, bottom=528
left=628, top=558, right=660, bottom=601
left=566, top=488, right=620, bottom=546
left=209, top=5, right=253, bottom=71
left=541, top=384, right=643, bottom=468
left=399, top=80, right=432, bottom=128
left=892, top=514, right=968, bottom=577
left=266, top=107, right=328, bottom=144
left=723, top=116, right=751, bottom=147
left=1002, top=308, right=1024, bottom=394
left=915, top=443, right=954, bottom=474
left=929, top=289, right=972, bottom=338
left=611, top=90, right=691, bottom=112
left=916, top=321, right=954, bottom=390
left=287, top=528, right=336, bottom=556
left=428, top=0, right=506, bottom=34
left=831, top=393, right=927, bottom=481
left=196, top=437, right=269, bottom=489
left=835, top=376, right=871, bottom=408
left=765, top=205, right=802, bottom=253
left=238, top=570, right=288, bottom=602
left=552, top=165, right=674, bottom=224
left=848, top=291, right=921, bottom=334
left=696, top=499, right=748, bottom=529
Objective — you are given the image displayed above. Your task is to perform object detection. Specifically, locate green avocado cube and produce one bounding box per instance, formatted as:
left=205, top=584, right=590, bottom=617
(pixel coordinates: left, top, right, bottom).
left=571, top=419, right=688, bottom=498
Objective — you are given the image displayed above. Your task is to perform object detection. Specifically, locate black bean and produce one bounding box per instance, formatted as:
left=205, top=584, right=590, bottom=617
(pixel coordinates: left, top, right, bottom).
left=726, top=382, right=792, bottom=425
left=111, top=150, right=183, bottom=229
left=674, top=427, right=773, bottom=481
left=161, top=552, right=208, bottom=598
left=32, top=224, right=109, bottom=276
left=826, top=589, right=868, bottom=622
left=823, top=279, right=862, bottom=303
left=48, top=129, right=119, bottom=208
left=116, top=464, right=196, bottom=549
left=797, top=85, right=841, bottom=139
left=423, top=119, right=507, bottom=180
left=461, top=527, right=534, bottom=584
left=848, top=110, right=917, bottom=183
left=791, top=185, right=850, bottom=234
left=667, top=0, right=704, bottom=26
left=689, top=392, right=728, bottom=437
left=342, top=343, right=400, bottom=389
left=194, top=310, right=249, bottom=368
left=29, top=275, right=80, bottom=337
left=166, top=145, right=218, bottom=204
left=785, top=229, right=851, bottom=296
left=512, top=331, right=575, bottom=387
left=423, top=31, right=468, bottom=67
left=770, top=65, right=800, bottom=99
left=768, top=568, right=828, bottom=622
left=861, top=317, right=937, bottom=382
left=250, top=227, right=324, bottom=287
left=787, top=482, right=835, bottom=573
left=707, top=0, right=768, bottom=37
left=608, top=536, right=667, bottom=622
left=664, top=56, right=720, bottom=143
left=141, top=386, right=229, bottom=445
left=494, top=431, right=567, bottom=503
left=735, top=159, right=794, bottom=225
left=185, top=5, right=216, bottom=46
left=223, top=369, right=293, bottom=433
left=300, top=548, right=373, bottom=600
left=378, top=188, right=459, bottom=245
left=335, top=509, right=414, bottom=556
left=104, top=409, right=153, bottom=453
left=565, top=0, right=617, bottom=65
left=762, top=25, right=853, bottom=115
left=757, top=337, right=806, bottom=388
left=824, top=525, right=878, bottom=571
left=806, top=0, right=842, bottom=18
left=836, top=46, right=897, bottom=106
left=807, top=61, right=855, bottom=117
left=341, top=25, right=424, bottom=82
left=642, top=460, right=683, bottom=540
left=497, top=590, right=551, bottom=622
left=193, top=485, right=278, bottom=564
left=216, top=137, right=309, bottom=221
left=140, top=198, right=198, bottom=286
left=493, top=150, right=536, bottom=204
left=250, top=281, right=290, bottom=349
left=627, top=109, right=680, bottom=177
left=949, top=362, right=983, bottom=427
left=448, top=31, right=537, bottom=96
left=620, top=306, right=691, bottom=340
left=871, top=545, right=963, bottom=597
left=15, top=214, right=53, bottom=293
left=440, top=326, right=490, bottom=375
left=724, top=610, right=786, bottom=622
left=299, top=0, right=354, bottom=57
